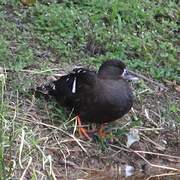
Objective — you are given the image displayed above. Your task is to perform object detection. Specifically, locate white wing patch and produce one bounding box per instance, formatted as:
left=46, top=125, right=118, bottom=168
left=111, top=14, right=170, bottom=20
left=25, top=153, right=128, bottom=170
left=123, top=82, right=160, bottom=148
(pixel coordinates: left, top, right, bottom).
left=77, top=69, right=82, bottom=73
left=66, top=77, right=70, bottom=82
left=52, top=85, right=56, bottom=90
left=72, top=77, right=77, bottom=93
left=51, top=83, right=56, bottom=90
left=82, top=70, right=87, bottom=73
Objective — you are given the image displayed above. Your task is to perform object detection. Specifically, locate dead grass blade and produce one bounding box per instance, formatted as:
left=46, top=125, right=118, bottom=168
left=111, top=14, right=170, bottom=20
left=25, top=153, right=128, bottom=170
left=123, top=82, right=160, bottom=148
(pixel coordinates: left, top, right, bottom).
left=140, top=132, right=165, bottom=151
left=146, top=172, right=180, bottom=180
left=20, top=157, right=32, bottom=180
left=134, top=151, right=180, bottom=172
left=19, top=129, right=25, bottom=169
left=4, top=68, right=60, bottom=75
left=129, top=70, right=168, bottom=90
left=109, top=144, right=180, bottom=172
left=134, top=151, right=180, bottom=162
left=21, top=118, right=88, bottom=154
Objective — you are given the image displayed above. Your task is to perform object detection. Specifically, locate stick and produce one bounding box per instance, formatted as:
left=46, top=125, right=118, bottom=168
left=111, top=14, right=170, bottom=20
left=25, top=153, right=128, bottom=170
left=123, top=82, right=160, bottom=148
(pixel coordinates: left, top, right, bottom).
left=129, top=70, right=168, bottom=90
left=20, top=157, right=32, bottom=180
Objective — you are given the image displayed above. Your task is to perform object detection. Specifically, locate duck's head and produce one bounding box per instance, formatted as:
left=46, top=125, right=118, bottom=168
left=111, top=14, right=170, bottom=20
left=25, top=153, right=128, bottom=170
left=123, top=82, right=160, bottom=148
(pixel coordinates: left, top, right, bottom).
left=98, top=59, right=138, bottom=81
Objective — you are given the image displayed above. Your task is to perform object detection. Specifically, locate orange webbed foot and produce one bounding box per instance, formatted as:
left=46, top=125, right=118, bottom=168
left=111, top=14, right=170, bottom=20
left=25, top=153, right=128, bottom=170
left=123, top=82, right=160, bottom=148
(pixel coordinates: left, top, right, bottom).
left=76, top=116, right=91, bottom=140
left=98, top=124, right=106, bottom=138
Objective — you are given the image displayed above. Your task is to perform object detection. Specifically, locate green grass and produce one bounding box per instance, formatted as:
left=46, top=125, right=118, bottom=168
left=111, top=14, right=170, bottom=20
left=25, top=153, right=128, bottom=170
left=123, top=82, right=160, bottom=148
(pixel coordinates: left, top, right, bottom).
left=0, top=74, right=6, bottom=179
left=0, top=0, right=180, bottom=179
left=0, top=0, right=179, bottom=80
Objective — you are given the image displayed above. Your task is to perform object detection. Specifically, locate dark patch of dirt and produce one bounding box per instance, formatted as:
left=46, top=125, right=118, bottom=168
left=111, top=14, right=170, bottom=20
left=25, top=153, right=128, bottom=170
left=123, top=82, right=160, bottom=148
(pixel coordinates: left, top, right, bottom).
left=84, top=36, right=106, bottom=56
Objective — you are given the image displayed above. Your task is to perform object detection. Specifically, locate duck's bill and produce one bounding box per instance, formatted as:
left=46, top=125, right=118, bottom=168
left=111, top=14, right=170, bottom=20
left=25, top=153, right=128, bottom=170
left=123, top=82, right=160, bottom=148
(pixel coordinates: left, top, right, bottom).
left=122, top=69, right=139, bottom=81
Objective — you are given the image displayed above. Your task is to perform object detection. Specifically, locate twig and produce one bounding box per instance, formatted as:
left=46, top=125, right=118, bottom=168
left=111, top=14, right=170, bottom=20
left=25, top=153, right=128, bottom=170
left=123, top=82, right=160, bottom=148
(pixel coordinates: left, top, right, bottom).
left=19, top=129, right=25, bottom=169
left=146, top=172, right=180, bottom=180
left=134, top=151, right=180, bottom=160
left=134, top=151, right=180, bottom=172
left=20, top=157, right=32, bottom=180
left=4, top=68, right=61, bottom=75
left=137, top=127, right=164, bottom=131
left=140, top=132, right=165, bottom=151
left=35, top=145, right=48, bottom=170
left=129, top=70, right=168, bottom=90
left=144, top=108, right=159, bottom=127
left=109, top=144, right=180, bottom=172
left=51, top=167, right=57, bottom=180
left=73, top=117, right=78, bottom=136
left=59, top=160, right=78, bottom=167
left=109, top=144, right=131, bottom=153
left=54, top=135, right=70, bottom=177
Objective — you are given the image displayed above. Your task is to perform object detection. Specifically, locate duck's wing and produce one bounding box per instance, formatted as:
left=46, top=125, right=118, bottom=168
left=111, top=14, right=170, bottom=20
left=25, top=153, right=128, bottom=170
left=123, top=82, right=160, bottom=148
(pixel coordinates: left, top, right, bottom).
left=48, top=68, right=97, bottom=109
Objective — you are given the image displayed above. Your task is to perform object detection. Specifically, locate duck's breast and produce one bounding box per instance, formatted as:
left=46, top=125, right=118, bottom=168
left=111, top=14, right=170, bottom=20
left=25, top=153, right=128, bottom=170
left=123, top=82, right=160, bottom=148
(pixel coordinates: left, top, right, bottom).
left=79, top=79, right=133, bottom=123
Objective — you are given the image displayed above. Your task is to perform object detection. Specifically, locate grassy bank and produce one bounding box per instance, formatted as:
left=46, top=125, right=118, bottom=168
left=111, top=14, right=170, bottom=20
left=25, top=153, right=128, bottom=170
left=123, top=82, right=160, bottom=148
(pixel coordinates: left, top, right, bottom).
left=0, top=0, right=179, bottom=179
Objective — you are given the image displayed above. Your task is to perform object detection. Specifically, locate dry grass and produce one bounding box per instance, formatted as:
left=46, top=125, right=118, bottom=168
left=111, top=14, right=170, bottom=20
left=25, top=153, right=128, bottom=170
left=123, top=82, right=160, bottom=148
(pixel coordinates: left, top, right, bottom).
left=0, top=1, right=179, bottom=179
left=0, top=68, right=179, bottom=180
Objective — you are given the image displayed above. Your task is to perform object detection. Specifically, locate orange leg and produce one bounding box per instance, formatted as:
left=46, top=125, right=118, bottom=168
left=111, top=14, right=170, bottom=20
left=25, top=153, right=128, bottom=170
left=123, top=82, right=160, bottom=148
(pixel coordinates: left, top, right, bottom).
left=76, top=116, right=91, bottom=140
left=98, top=124, right=106, bottom=138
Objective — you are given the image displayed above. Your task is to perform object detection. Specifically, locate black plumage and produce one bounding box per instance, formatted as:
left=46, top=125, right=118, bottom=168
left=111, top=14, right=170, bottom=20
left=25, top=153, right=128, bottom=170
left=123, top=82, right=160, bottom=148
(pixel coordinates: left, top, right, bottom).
left=48, top=60, right=134, bottom=124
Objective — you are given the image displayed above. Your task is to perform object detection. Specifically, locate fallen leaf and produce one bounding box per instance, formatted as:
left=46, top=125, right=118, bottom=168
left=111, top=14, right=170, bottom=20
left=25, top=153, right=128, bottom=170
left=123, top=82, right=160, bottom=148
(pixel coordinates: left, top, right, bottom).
left=126, top=129, right=140, bottom=148
left=125, top=165, right=135, bottom=177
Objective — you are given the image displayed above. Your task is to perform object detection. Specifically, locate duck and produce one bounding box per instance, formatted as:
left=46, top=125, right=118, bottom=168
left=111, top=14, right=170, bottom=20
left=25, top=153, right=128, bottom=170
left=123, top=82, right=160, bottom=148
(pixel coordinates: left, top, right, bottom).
left=42, top=59, right=136, bottom=139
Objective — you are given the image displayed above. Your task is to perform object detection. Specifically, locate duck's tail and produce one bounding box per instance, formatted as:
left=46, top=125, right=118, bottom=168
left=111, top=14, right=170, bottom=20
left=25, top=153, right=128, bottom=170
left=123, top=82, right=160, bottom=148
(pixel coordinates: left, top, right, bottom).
left=31, top=77, right=57, bottom=98
left=36, top=83, right=55, bottom=95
